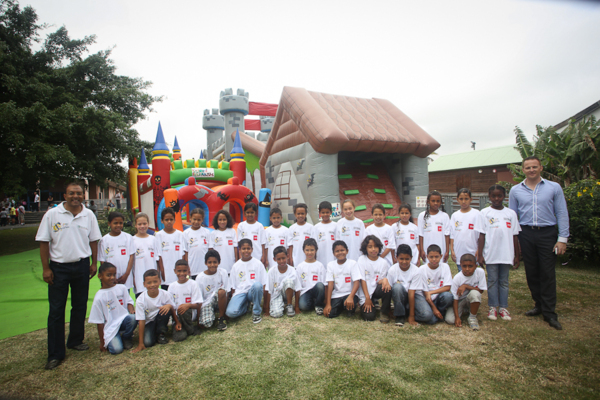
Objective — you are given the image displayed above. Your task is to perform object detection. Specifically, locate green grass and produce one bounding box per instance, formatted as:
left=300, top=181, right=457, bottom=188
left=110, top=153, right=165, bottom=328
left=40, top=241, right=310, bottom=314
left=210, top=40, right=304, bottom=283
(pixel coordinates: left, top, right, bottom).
left=0, top=227, right=39, bottom=256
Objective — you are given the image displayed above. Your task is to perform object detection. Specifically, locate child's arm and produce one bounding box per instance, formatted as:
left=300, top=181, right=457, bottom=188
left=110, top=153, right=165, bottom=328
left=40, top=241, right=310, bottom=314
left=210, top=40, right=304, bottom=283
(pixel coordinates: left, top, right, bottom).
left=380, top=248, right=391, bottom=260
left=427, top=285, right=451, bottom=295
left=97, top=324, right=107, bottom=352
left=177, top=301, right=201, bottom=315
left=477, top=233, right=486, bottom=267
left=450, top=239, right=457, bottom=263
left=261, top=244, right=267, bottom=267
left=118, top=254, right=135, bottom=285
left=235, top=246, right=239, bottom=262
left=360, top=280, right=373, bottom=313
left=419, top=236, right=426, bottom=264
left=344, top=281, right=360, bottom=311
left=323, top=281, right=334, bottom=317
left=132, top=320, right=146, bottom=353
left=513, top=235, right=520, bottom=269
left=263, top=291, right=271, bottom=316
left=170, top=306, right=182, bottom=331
left=287, top=245, right=294, bottom=266
left=127, top=304, right=135, bottom=314
left=424, top=291, right=443, bottom=320
left=408, top=290, right=418, bottom=326
left=453, top=299, right=461, bottom=328
left=380, top=277, right=391, bottom=293
left=295, top=290, right=302, bottom=314
left=183, top=251, right=188, bottom=262
left=157, top=257, right=166, bottom=281
left=443, top=235, right=450, bottom=262
left=457, top=284, right=483, bottom=298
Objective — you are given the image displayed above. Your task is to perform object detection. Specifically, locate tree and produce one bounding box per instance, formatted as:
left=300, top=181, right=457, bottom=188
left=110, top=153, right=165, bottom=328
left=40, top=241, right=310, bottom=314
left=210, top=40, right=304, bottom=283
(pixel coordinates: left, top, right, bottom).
left=0, top=0, right=160, bottom=196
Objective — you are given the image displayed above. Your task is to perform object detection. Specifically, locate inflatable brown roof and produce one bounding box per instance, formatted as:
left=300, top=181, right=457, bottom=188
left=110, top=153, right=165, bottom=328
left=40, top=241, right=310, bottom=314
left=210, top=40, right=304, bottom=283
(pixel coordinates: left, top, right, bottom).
left=259, top=86, right=440, bottom=168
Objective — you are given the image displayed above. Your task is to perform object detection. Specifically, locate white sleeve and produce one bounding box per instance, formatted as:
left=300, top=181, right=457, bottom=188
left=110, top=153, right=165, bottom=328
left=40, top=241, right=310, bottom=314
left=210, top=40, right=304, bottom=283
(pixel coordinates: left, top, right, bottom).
left=450, top=278, right=460, bottom=300
left=192, top=283, right=203, bottom=304
left=88, top=297, right=105, bottom=324
left=418, top=214, right=425, bottom=237
left=386, top=228, right=396, bottom=250
left=221, top=269, right=231, bottom=292
left=409, top=270, right=425, bottom=291
left=89, top=214, right=102, bottom=242
left=511, top=210, right=521, bottom=235
left=443, top=265, right=453, bottom=287
left=443, top=214, right=451, bottom=236
left=123, top=286, right=134, bottom=306
left=265, top=270, right=272, bottom=293
left=128, top=234, right=136, bottom=256
left=325, top=263, right=334, bottom=282
left=477, top=268, right=488, bottom=291
left=449, top=215, right=457, bottom=239
left=155, top=234, right=162, bottom=257
left=135, top=297, right=146, bottom=320
left=164, top=291, right=176, bottom=308
left=259, top=225, right=266, bottom=245
left=209, top=232, right=215, bottom=248
left=98, top=237, right=106, bottom=262
left=295, top=267, right=303, bottom=291
left=351, top=261, right=362, bottom=281
left=475, top=212, right=486, bottom=234
left=35, top=211, right=52, bottom=242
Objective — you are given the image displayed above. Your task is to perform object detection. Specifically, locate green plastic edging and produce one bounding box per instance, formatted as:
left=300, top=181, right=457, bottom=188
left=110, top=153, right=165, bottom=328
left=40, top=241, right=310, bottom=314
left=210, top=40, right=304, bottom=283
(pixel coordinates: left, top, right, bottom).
left=360, top=162, right=372, bottom=166
left=382, top=204, right=393, bottom=209
left=344, top=190, right=360, bottom=195
left=355, top=205, right=367, bottom=211
left=339, top=174, right=353, bottom=179
left=363, top=218, right=374, bottom=223
left=367, top=174, right=379, bottom=179
left=374, top=188, right=386, bottom=194
left=386, top=216, right=400, bottom=219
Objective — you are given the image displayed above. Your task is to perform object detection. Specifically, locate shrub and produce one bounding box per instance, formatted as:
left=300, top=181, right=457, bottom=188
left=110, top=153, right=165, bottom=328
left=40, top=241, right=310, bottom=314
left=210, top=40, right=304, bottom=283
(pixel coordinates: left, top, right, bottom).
left=98, top=208, right=136, bottom=236
left=563, top=179, right=600, bottom=263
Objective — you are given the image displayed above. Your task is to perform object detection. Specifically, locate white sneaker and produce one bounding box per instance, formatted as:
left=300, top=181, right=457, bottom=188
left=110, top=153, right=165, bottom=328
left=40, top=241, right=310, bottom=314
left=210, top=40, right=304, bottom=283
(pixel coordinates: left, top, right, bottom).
left=499, top=308, right=512, bottom=321
left=315, top=307, right=324, bottom=315
left=286, top=304, right=295, bottom=317
left=487, top=307, right=498, bottom=321
left=468, top=316, right=480, bottom=331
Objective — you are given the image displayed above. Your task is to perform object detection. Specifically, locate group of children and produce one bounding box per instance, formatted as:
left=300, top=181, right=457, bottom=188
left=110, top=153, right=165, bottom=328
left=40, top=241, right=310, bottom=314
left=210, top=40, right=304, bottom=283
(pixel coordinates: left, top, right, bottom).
left=90, top=184, right=521, bottom=354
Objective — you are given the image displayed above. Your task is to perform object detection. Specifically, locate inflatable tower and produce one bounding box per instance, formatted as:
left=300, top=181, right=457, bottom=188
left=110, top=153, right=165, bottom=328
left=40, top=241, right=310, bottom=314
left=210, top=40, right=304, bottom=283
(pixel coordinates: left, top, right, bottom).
left=219, top=88, right=249, bottom=161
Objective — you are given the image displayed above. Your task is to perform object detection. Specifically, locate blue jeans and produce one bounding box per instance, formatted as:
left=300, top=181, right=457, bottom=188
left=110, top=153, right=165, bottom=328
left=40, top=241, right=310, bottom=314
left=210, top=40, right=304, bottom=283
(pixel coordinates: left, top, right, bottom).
left=107, top=314, right=137, bottom=355
left=298, top=282, right=325, bottom=311
left=413, top=292, right=453, bottom=324
left=487, top=264, right=510, bottom=308
left=456, top=264, right=462, bottom=273
left=225, top=282, right=263, bottom=318
left=391, top=284, right=409, bottom=317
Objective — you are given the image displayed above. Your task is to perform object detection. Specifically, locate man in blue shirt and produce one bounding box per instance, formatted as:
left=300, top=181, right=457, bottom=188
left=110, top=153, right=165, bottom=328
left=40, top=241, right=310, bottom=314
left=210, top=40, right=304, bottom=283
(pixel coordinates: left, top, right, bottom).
left=509, top=156, right=569, bottom=330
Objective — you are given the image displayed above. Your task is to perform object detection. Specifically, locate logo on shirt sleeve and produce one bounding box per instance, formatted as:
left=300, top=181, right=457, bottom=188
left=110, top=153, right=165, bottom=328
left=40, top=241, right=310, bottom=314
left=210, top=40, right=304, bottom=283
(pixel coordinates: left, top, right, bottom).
left=469, top=224, right=474, bottom=230
left=313, top=275, right=318, bottom=281
left=118, top=299, right=124, bottom=305
left=254, top=235, right=258, bottom=241
left=384, top=240, right=388, bottom=246
left=331, top=234, right=335, bottom=241
left=228, top=240, right=233, bottom=245
left=410, top=234, right=415, bottom=240
left=437, top=226, right=442, bottom=232
left=355, top=231, right=360, bottom=236
left=175, top=245, right=180, bottom=251
left=280, top=239, right=285, bottom=245
left=185, top=297, right=191, bottom=303
left=150, top=251, right=154, bottom=258
left=506, top=222, right=512, bottom=228
left=250, top=273, right=256, bottom=280
left=121, top=249, right=126, bottom=255
left=345, top=276, right=351, bottom=283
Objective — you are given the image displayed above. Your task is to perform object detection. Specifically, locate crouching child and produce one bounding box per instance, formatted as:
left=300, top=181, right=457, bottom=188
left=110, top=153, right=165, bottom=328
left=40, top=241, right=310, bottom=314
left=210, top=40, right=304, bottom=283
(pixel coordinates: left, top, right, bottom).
left=445, top=254, right=487, bottom=330
left=168, top=260, right=203, bottom=341
left=264, top=246, right=300, bottom=318
left=196, top=250, right=230, bottom=331
left=387, top=245, right=420, bottom=327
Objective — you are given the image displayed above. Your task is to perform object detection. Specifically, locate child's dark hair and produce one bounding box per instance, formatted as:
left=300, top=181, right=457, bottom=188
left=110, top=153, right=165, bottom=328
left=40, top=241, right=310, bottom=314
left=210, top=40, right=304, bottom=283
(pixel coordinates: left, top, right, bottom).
left=205, top=249, right=221, bottom=263
left=108, top=211, right=124, bottom=223
left=293, top=203, right=308, bottom=214
left=396, top=244, right=412, bottom=257
left=426, top=244, right=442, bottom=255
left=460, top=253, right=477, bottom=264
left=212, top=209, right=234, bottom=229
left=457, top=188, right=472, bottom=198
left=175, top=259, right=189, bottom=268
left=238, top=238, right=253, bottom=249
left=332, top=240, right=348, bottom=252
left=303, top=238, right=318, bottom=251
left=98, top=262, right=116, bottom=275
left=190, top=208, right=205, bottom=218
left=318, top=201, right=332, bottom=212
left=371, top=203, right=386, bottom=215
left=360, top=235, right=382, bottom=256
left=244, top=202, right=258, bottom=212
left=424, top=190, right=445, bottom=221
left=143, top=269, right=159, bottom=281
left=161, top=207, right=176, bottom=220
left=488, top=184, right=506, bottom=196
left=270, top=207, right=282, bottom=217
left=398, top=203, right=414, bottom=224
left=273, top=246, right=287, bottom=258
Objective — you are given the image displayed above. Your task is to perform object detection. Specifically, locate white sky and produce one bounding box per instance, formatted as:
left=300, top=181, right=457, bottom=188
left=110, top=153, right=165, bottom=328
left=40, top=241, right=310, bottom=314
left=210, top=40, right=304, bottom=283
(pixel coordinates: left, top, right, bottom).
left=24, top=0, right=600, bottom=159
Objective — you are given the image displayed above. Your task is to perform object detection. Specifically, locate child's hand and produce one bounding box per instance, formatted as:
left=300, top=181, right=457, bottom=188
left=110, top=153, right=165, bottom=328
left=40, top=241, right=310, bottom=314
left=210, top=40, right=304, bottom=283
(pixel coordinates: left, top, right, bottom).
left=457, top=284, right=467, bottom=298
left=362, top=299, right=373, bottom=313
left=323, top=305, right=331, bottom=318
left=455, top=318, right=462, bottom=328
left=263, top=307, right=270, bottom=317
left=295, top=307, right=301, bottom=315
left=344, top=296, right=355, bottom=311
left=117, top=274, right=128, bottom=284
left=420, top=251, right=427, bottom=264
left=177, top=303, right=191, bottom=315
left=175, top=322, right=182, bottom=331
left=128, top=305, right=135, bottom=314
left=381, top=279, right=391, bottom=293
left=513, top=255, right=520, bottom=269
left=99, top=343, right=107, bottom=352
left=451, top=253, right=457, bottom=263
left=477, top=255, right=486, bottom=268
left=288, top=256, right=294, bottom=267
left=443, top=251, right=449, bottom=263
left=408, top=315, right=418, bottom=327
left=158, top=305, right=171, bottom=315
left=432, top=307, right=442, bottom=320
left=132, top=344, right=146, bottom=353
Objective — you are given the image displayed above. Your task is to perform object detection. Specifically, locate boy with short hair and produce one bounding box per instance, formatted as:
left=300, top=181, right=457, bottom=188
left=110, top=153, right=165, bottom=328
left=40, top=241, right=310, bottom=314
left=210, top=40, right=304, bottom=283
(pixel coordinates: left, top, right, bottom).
left=324, top=240, right=362, bottom=318
left=168, top=260, right=203, bottom=342
left=264, top=246, right=300, bottom=318
left=88, top=263, right=137, bottom=354
left=295, top=238, right=327, bottom=315
left=196, top=250, right=230, bottom=331
left=287, top=203, right=314, bottom=266
left=265, top=208, right=289, bottom=269
left=132, top=270, right=181, bottom=352
left=445, top=254, right=487, bottom=330
left=155, top=208, right=188, bottom=289
left=225, top=239, right=267, bottom=324
left=236, top=203, right=267, bottom=266
left=314, top=201, right=337, bottom=268
left=387, top=244, right=420, bottom=327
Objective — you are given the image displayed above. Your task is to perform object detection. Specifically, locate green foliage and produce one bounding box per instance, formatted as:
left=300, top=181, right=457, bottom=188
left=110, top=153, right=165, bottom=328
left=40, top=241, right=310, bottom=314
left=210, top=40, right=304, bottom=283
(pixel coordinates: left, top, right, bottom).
left=97, top=208, right=136, bottom=236
left=563, top=179, right=600, bottom=263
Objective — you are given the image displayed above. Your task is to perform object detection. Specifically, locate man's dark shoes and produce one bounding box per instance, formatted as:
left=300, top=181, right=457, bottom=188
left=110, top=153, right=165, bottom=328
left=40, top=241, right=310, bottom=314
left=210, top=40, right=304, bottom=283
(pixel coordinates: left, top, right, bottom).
left=44, top=359, right=62, bottom=370
left=68, top=343, right=89, bottom=351
left=525, top=307, right=542, bottom=317
left=545, top=318, right=563, bottom=330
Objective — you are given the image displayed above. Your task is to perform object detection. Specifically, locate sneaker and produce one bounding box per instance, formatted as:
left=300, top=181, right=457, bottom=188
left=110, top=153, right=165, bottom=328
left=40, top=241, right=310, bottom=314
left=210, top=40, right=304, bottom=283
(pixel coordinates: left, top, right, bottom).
left=217, top=317, right=227, bottom=331
left=157, top=334, right=168, bottom=345
left=499, top=308, right=512, bottom=321
left=286, top=304, right=296, bottom=317
left=374, top=300, right=382, bottom=311
left=123, top=339, right=134, bottom=350
left=468, top=316, right=480, bottom=331
left=252, top=314, right=262, bottom=324
left=487, top=307, right=498, bottom=321
left=395, top=316, right=405, bottom=327
left=380, top=314, right=390, bottom=324
left=315, top=307, right=324, bottom=315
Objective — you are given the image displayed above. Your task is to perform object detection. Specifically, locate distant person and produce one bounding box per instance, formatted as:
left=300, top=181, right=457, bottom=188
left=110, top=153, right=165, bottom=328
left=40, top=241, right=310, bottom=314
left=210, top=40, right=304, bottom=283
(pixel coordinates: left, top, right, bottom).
left=0, top=208, right=8, bottom=226
left=18, top=204, right=25, bottom=225
left=89, top=201, right=98, bottom=217
left=107, top=200, right=116, bottom=210
left=47, top=194, right=54, bottom=209
left=115, top=192, right=121, bottom=209
left=34, top=192, right=40, bottom=212
left=9, top=206, right=16, bottom=225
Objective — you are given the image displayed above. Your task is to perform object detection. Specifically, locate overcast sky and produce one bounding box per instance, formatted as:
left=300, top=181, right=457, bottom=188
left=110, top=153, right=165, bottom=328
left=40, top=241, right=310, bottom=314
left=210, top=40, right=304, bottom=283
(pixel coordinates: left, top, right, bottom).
left=24, top=0, right=600, bottom=159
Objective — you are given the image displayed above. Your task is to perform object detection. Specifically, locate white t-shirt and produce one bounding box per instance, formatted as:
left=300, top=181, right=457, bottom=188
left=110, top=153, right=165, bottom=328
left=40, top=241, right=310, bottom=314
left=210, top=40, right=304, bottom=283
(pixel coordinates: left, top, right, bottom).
left=314, top=221, right=337, bottom=268
left=155, top=230, right=188, bottom=285
left=236, top=221, right=266, bottom=261
left=209, top=228, right=237, bottom=273
left=450, top=209, right=482, bottom=265
left=356, top=255, right=389, bottom=305
left=418, top=211, right=450, bottom=256
left=477, top=207, right=521, bottom=264
left=168, top=279, right=203, bottom=320
left=451, top=268, right=488, bottom=300
left=135, top=289, right=175, bottom=322
left=88, top=284, right=133, bottom=347
left=184, top=227, right=210, bottom=275
left=132, top=235, right=158, bottom=294
left=365, top=224, right=396, bottom=265
left=195, top=268, right=230, bottom=309
left=335, top=217, right=365, bottom=261
left=265, top=225, right=289, bottom=268
left=229, top=258, right=267, bottom=296
left=386, top=263, right=420, bottom=291
left=265, top=265, right=299, bottom=298
left=410, top=263, right=453, bottom=300
left=98, top=232, right=135, bottom=289
left=287, top=222, right=315, bottom=266
left=295, top=260, right=328, bottom=296
left=35, top=203, right=102, bottom=263
left=326, top=259, right=361, bottom=299
left=393, top=221, right=420, bottom=265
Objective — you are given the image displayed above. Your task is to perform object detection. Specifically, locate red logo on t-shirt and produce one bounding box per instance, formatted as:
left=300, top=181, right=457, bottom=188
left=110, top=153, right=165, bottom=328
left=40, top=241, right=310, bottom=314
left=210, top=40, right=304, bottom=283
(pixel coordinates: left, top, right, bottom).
left=228, top=240, right=233, bottom=245
left=437, top=226, right=442, bottom=232
left=384, top=240, right=388, bottom=246
left=280, top=239, right=285, bottom=245
left=305, top=236, right=309, bottom=240
left=506, top=222, right=512, bottom=228
left=440, top=280, right=444, bottom=287
left=118, top=299, right=123, bottom=305
left=313, top=275, right=318, bottom=281
left=185, top=297, right=191, bottom=303
left=375, top=275, right=379, bottom=282
left=331, top=235, right=335, bottom=241
left=250, top=273, right=256, bottom=280
left=175, top=245, right=180, bottom=251
left=204, top=239, right=208, bottom=244
left=253, top=235, right=258, bottom=241
left=121, top=249, right=126, bottom=255
left=355, top=231, right=360, bottom=236
left=345, top=277, right=351, bottom=283
left=150, top=252, right=154, bottom=257
left=468, top=224, right=474, bottom=230
left=410, top=234, right=415, bottom=240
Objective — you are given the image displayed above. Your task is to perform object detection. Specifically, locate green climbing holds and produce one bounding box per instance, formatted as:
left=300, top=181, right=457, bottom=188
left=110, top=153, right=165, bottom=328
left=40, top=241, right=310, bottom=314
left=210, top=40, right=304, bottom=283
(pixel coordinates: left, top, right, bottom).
left=363, top=218, right=374, bottom=224
left=355, top=205, right=367, bottom=211
left=382, top=204, right=393, bottom=209
left=367, top=174, right=379, bottom=179
left=344, top=190, right=360, bottom=195
left=339, top=174, right=353, bottom=179
left=360, top=162, right=372, bottom=166
left=374, top=188, right=386, bottom=194
left=386, top=216, right=400, bottom=219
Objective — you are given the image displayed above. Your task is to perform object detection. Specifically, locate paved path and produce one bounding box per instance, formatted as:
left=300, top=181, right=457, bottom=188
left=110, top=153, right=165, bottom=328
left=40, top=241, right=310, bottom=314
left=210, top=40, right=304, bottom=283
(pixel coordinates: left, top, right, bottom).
left=0, top=223, right=40, bottom=231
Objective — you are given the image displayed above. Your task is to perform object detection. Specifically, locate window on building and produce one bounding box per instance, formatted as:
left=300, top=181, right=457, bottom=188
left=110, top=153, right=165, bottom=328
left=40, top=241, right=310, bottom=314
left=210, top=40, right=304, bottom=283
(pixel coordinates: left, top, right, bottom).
left=274, top=171, right=291, bottom=200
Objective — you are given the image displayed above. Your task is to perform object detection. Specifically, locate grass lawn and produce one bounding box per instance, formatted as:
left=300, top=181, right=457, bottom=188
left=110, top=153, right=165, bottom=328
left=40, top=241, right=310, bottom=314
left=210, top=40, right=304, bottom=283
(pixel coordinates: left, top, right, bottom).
left=0, top=255, right=599, bottom=399
left=0, top=227, right=39, bottom=256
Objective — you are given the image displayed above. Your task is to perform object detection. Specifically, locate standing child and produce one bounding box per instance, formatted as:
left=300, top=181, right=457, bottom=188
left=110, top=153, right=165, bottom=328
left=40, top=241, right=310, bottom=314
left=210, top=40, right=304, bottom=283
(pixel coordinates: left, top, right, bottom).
left=196, top=250, right=230, bottom=331
left=445, top=254, right=487, bottom=330
left=357, top=235, right=392, bottom=323
left=314, top=201, right=337, bottom=269
left=184, top=208, right=210, bottom=279
left=393, top=203, right=420, bottom=266
left=477, top=184, right=521, bottom=322
left=98, top=212, right=135, bottom=291
left=335, top=199, right=365, bottom=262
left=237, top=203, right=267, bottom=266
left=168, top=260, right=203, bottom=342
left=88, top=263, right=137, bottom=354
left=264, top=246, right=300, bottom=318
left=295, top=239, right=327, bottom=315
left=209, top=210, right=238, bottom=274
left=450, top=189, right=481, bottom=273
left=418, top=191, right=450, bottom=263
left=387, top=244, right=420, bottom=326
left=287, top=203, right=314, bottom=266
left=323, top=241, right=362, bottom=318
left=265, top=208, right=289, bottom=269
left=132, top=213, right=158, bottom=297
left=155, top=208, right=188, bottom=289
left=365, top=204, right=396, bottom=266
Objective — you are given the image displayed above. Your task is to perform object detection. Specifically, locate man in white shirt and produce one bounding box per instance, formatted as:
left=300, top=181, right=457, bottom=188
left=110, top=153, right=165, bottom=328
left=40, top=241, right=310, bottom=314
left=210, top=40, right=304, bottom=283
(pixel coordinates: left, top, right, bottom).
left=36, top=182, right=102, bottom=370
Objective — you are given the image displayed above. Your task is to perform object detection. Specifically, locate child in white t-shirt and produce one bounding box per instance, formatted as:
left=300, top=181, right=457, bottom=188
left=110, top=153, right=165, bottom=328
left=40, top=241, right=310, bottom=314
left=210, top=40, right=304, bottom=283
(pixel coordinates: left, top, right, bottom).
left=168, top=260, right=203, bottom=342
left=98, top=212, right=135, bottom=290
left=314, top=201, right=337, bottom=268
left=445, top=254, right=487, bottom=330
left=88, top=263, right=137, bottom=354
left=387, top=244, right=420, bottom=327
left=209, top=210, right=238, bottom=273
left=324, top=241, right=362, bottom=319
left=132, top=213, right=158, bottom=297
left=418, top=191, right=450, bottom=263
left=237, top=203, right=267, bottom=266
left=450, top=189, right=481, bottom=273
left=196, top=250, right=230, bottom=331
left=477, top=185, right=521, bottom=322
left=335, top=199, right=365, bottom=262
left=265, top=208, right=289, bottom=269
left=264, top=246, right=300, bottom=318
left=155, top=208, right=188, bottom=289
left=364, top=204, right=395, bottom=266
left=287, top=203, right=314, bottom=266
left=357, top=235, right=392, bottom=323
left=184, top=208, right=210, bottom=279
left=295, top=238, right=327, bottom=315
left=393, top=203, right=420, bottom=266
